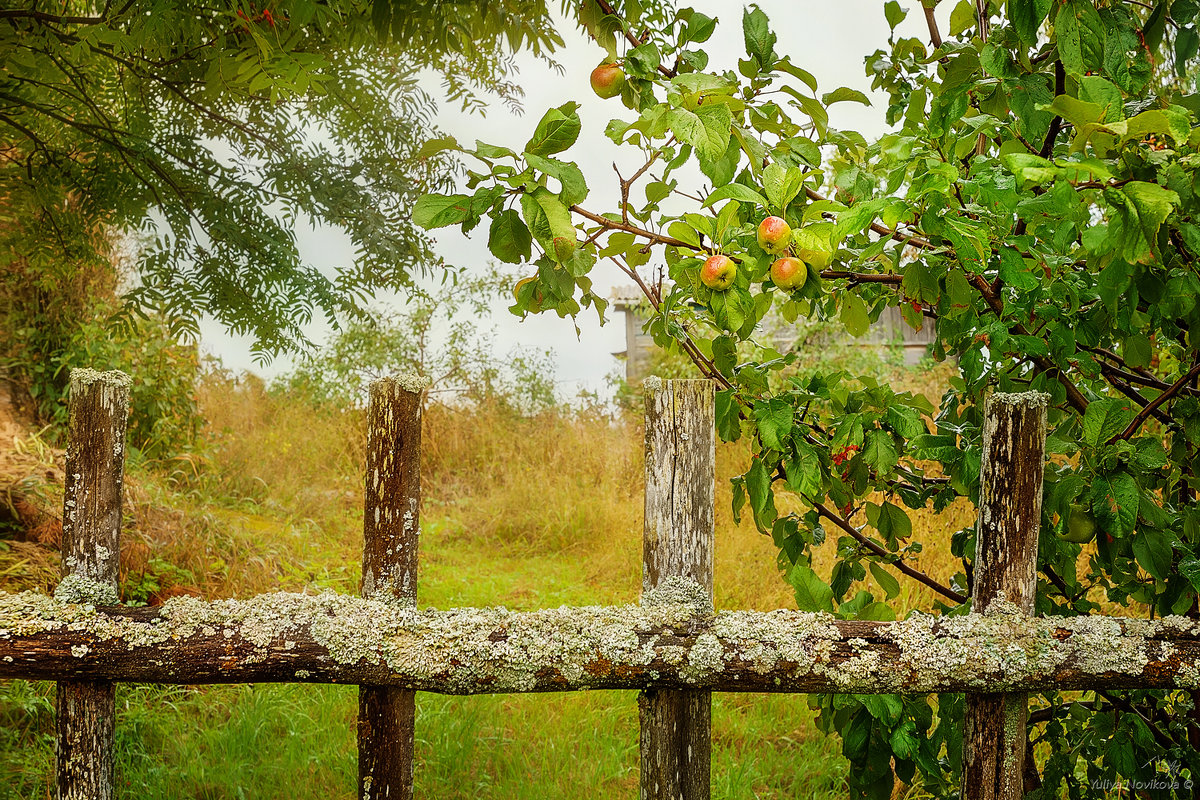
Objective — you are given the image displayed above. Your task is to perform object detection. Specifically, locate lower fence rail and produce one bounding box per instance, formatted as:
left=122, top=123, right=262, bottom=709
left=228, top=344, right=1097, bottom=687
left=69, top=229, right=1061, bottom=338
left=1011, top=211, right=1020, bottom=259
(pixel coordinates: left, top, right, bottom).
left=1, top=372, right=1179, bottom=799
left=1, top=591, right=1198, bottom=693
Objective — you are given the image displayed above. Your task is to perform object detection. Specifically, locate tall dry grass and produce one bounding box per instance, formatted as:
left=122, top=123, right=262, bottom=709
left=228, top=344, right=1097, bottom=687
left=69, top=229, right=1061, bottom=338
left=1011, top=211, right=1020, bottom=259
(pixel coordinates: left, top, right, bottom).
left=180, top=361, right=967, bottom=615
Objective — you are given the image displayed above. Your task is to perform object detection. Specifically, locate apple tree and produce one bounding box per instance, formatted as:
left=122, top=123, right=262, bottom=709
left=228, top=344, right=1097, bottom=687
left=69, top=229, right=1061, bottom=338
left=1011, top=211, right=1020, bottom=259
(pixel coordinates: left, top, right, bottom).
left=417, top=1, right=1200, bottom=796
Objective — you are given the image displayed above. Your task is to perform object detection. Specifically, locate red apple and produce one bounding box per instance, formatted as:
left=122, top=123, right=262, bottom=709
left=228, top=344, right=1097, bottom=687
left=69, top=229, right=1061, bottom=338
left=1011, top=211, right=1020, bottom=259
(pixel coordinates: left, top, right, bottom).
left=590, top=63, right=625, bottom=99
left=700, top=254, right=736, bottom=291
left=770, top=257, right=808, bottom=291
left=757, top=216, right=792, bottom=254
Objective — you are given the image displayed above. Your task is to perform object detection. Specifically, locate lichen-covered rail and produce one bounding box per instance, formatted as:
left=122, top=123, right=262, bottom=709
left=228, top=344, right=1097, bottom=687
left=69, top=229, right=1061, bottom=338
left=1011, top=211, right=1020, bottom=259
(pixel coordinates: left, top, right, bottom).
left=2, top=590, right=1199, bottom=694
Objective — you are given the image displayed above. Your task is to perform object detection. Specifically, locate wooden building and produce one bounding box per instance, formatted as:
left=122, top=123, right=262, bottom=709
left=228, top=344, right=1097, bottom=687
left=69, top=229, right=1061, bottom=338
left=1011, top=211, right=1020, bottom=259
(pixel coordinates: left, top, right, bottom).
left=610, top=286, right=937, bottom=382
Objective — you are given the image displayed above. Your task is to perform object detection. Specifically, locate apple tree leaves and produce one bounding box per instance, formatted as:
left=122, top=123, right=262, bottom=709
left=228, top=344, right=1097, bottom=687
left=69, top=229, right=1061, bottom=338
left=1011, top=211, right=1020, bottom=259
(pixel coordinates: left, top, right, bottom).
left=415, top=1, right=1200, bottom=794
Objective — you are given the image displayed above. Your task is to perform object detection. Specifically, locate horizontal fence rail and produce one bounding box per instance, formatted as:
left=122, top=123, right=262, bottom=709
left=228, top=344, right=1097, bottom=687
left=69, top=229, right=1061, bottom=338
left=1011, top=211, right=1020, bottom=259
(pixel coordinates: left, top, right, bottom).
left=1, top=590, right=1198, bottom=694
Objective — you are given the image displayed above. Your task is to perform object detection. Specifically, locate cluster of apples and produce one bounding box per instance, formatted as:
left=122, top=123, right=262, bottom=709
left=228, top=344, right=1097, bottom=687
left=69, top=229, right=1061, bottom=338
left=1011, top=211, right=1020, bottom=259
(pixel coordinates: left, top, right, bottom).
left=700, top=216, right=824, bottom=293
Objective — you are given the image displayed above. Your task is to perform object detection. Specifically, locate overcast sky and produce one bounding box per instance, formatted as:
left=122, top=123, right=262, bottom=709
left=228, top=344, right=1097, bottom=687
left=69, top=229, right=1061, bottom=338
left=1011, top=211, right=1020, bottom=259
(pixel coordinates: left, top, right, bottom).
left=201, top=1, right=947, bottom=399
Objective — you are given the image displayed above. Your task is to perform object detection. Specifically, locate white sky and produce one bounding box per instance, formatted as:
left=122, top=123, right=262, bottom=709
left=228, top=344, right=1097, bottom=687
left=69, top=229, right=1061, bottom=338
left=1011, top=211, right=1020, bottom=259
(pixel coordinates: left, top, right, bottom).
left=201, top=1, right=948, bottom=399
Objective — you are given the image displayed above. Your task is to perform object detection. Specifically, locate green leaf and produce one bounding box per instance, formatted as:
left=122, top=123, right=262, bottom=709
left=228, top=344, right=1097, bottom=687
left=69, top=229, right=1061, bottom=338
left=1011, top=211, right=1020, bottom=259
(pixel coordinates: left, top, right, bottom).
left=1010, top=0, right=1051, bottom=47
left=762, top=163, right=806, bottom=212
left=487, top=209, right=533, bottom=264
left=1082, top=398, right=1134, bottom=447
left=822, top=87, right=871, bottom=106
left=840, top=292, right=870, bottom=337
left=1091, top=471, right=1139, bottom=535
left=909, top=433, right=960, bottom=462
left=745, top=456, right=777, bottom=531
left=862, top=429, right=899, bottom=474
left=789, top=560, right=835, bottom=613
left=884, top=1, right=907, bottom=30
left=524, top=153, right=589, bottom=206
left=1055, top=0, right=1105, bottom=76
left=1001, top=152, right=1058, bottom=186
left=414, top=135, right=461, bottom=160
left=625, top=42, right=662, bottom=76
left=1124, top=333, right=1152, bottom=369
left=1077, top=76, right=1124, bottom=122
left=1105, top=181, right=1180, bottom=264
left=683, top=11, right=718, bottom=44
left=948, top=0, right=974, bottom=36
left=1179, top=557, right=1200, bottom=593
left=1132, top=529, right=1172, bottom=580
left=520, top=187, right=575, bottom=262
left=998, top=247, right=1039, bottom=291
left=413, top=193, right=472, bottom=229
left=1120, top=108, right=1192, bottom=147
left=869, top=561, right=901, bottom=600
left=703, top=183, right=768, bottom=209
left=1043, top=94, right=1107, bottom=131
left=742, top=6, right=777, bottom=66
left=755, top=397, right=794, bottom=451
left=668, top=104, right=734, bottom=163
left=784, top=441, right=822, bottom=499
left=524, top=102, right=582, bottom=157
left=715, top=389, right=742, bottom=442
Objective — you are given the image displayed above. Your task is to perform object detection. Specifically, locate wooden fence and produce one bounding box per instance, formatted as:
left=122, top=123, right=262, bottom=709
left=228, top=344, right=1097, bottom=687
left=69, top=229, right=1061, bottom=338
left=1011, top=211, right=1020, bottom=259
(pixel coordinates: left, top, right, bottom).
left=2, top=369, right=1199, bottom=800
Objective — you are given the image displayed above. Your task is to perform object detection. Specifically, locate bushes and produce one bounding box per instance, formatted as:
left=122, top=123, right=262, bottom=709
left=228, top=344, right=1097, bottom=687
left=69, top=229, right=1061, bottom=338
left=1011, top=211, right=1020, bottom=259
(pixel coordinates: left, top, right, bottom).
left=0, top=254, right=201, bottom=461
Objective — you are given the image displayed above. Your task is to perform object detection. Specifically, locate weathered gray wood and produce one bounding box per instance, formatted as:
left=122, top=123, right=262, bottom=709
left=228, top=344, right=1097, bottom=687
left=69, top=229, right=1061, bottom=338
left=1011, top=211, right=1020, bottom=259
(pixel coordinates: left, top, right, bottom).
left=642, top=378, right=715, bottom=597
left=640, top=378, right=714, bottom=800
left=359, top=376, right=425, bottom=800
left=3, top=591, right=1199, bottom=693
left=56, top=369, right=130, bottom=800
left=963, top=392, right=1048, bottom=800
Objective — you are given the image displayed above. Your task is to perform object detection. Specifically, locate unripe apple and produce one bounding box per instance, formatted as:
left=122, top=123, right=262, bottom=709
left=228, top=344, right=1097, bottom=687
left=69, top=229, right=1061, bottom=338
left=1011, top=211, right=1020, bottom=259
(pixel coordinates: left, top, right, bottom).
left=700, top=254, right=736, bottom=291
left=756, top=216, right=792, bottom=255
left=1061, top=503, right=1097, bottom=544
left=590, top=63, right=625, bottom=99
left=552, top=235, right=577, bottom=263
left=770, top=257, right=808, bottom=291
left=795, top=246, right=834, bottom=269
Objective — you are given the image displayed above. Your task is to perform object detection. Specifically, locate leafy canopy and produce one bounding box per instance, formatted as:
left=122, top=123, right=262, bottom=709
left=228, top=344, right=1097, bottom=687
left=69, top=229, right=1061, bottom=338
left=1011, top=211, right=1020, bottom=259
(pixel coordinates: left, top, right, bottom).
left=0, top=0, right=564, bottom=356
left=417, top=0, right=1200, bottom=795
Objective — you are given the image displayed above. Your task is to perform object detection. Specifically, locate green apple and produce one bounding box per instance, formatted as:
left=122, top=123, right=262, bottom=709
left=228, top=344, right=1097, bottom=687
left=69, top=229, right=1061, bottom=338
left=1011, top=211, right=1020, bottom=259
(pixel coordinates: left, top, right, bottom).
left=590, top=63, right=625, bottom=99
left=794, top=246, right=834, bottom=269
left=770, top=257, right=808, bottom=291
left=700, top=254, right=736, bottom=291
left=552, top=235, right=577, bottom=263
left=1062, top=503, right=1097, bottom=544
left=756, top=216, right=792, bottom=254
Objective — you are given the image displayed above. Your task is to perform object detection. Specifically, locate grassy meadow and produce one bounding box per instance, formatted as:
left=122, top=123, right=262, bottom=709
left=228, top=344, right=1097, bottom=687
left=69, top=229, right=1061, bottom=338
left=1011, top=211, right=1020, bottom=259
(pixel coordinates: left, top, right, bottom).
left=0, top=361, right=969, bottom=800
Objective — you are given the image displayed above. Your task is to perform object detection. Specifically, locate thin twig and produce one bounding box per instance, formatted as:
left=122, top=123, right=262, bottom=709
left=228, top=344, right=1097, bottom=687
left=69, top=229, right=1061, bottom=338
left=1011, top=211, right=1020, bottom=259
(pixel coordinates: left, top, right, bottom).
left=1111, top=361, right=1200, bottom=442
left=814, top=503, right=968, bottom=604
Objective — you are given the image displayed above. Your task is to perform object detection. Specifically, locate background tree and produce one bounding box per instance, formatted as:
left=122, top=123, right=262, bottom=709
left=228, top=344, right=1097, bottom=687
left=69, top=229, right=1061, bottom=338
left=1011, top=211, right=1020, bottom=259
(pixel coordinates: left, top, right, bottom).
left=418, top=0, right=1200, bottom=796
left=0, top=0, right=572, bottom=447
left=279, top=269, right=558, bottom=413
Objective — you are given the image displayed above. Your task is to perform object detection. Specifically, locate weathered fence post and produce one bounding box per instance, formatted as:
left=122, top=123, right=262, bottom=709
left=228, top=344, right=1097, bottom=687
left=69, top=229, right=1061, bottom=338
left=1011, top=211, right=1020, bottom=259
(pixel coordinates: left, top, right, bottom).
left=358, top=375, right=425, bottom=800
left=962, top=392, right=1048, bottom=800
left=640, top=377, right=715, bottom=800
left=55, top=369, right=130, bottom=800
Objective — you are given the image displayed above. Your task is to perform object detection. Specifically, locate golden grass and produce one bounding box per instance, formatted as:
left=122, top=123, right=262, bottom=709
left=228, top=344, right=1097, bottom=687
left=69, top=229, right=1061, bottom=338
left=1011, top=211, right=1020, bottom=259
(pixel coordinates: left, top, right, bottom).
left=0, top=360, right=972, bottom=618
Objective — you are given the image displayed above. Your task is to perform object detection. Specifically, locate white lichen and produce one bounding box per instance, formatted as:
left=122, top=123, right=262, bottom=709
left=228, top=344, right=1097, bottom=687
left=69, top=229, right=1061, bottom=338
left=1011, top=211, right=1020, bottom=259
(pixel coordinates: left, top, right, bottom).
left=0, top=590, right=1196, bottom=695
left=54, top=574, right=118, bottom=607
left=70, top=368, right=132, bottom=390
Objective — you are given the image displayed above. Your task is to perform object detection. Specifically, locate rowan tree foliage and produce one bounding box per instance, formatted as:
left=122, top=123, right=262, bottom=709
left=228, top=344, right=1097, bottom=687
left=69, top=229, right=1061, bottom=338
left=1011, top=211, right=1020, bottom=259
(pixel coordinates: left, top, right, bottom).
left=0, top=0, right=563, bottom=356
left=417, top=0, right=1200, bottom=796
